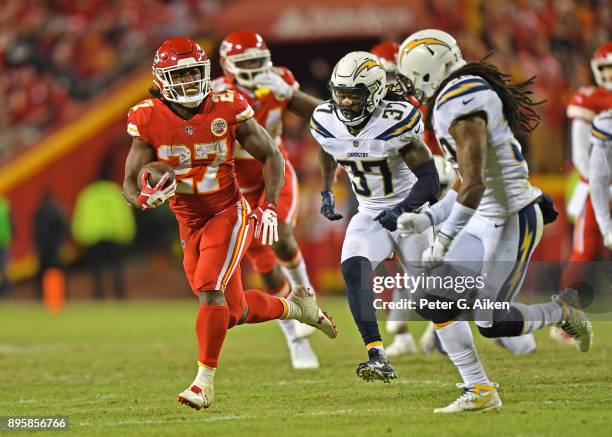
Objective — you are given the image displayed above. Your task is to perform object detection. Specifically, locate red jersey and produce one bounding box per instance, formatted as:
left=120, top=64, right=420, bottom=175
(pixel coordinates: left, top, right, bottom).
left=567, top=86, right=612, bottom=121
left=127, top=90, right=254, bottom=226
left=405, top=95, right=442, bottom=156
left=211, top=67, right=299, bottom=191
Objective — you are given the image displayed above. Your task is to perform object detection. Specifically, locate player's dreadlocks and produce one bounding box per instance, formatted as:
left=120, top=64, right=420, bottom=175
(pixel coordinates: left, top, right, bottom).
left=424, top=55, right=543, bottom=137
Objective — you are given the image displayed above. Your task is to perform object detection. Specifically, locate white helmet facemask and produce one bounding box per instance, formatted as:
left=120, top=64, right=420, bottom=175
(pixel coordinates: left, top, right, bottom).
left=329, top=52, right=386, bottom=126
left=154, top=58, right=211, bottom=108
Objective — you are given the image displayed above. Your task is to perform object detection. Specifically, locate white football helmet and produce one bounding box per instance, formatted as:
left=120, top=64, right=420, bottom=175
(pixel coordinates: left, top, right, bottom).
left=329, top=51, right=386, bottom=126
left=397, top=29, right=466, bottom=102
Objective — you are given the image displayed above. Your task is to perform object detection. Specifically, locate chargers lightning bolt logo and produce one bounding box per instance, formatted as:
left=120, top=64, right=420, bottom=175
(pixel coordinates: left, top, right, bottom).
left=353, top=59, right=383, bottom=79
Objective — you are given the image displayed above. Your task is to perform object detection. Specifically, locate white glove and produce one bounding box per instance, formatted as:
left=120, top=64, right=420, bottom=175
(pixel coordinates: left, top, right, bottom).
left=251, top=203, right=279, bottom=246
left=604, top=228, right=612, bottom=249
left=421, top=233, right=453, bottom=269
left=397, top=212, right=432, bottom=238
left=253, top=71, right=295, bottom=100
left=137, top=172, right=177, bottom=210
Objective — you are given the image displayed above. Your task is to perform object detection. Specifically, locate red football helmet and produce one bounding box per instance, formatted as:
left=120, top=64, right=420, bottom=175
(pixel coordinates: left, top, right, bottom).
left=152, top=37, right=211, bottom=107
left=591, top=41, right=612, bottom=91
left=370, top=41, right=400, bottom=74
left=219, top=30, right=272, bottom=88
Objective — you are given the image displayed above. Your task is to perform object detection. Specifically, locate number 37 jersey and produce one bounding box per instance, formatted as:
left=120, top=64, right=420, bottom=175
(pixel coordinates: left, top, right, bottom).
left=310, top=100, right=423, bottom=215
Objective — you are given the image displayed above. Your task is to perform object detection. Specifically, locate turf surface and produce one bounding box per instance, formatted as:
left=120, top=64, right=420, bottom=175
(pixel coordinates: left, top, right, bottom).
left=1, top=298, right=611, bottom=436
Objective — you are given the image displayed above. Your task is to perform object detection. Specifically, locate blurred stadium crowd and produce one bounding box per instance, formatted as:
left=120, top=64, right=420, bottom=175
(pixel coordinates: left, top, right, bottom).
left=0, top=0, right=609, bottom=164
left=0, top=0, right=609, bottom=297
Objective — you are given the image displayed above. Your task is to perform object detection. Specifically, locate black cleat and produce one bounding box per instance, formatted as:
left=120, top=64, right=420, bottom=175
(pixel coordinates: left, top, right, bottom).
left=356, top=348, right=397, bottom=383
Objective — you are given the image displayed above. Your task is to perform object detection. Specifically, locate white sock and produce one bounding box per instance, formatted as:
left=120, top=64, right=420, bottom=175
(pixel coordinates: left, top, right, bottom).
left=280, top=255, right=313, bottom=290
left=512, top=301, right=562, bottom=334
left=496, top=334, right=536, bottom=355
left=435, top=321, right=490, bottom=386
left=194, top=363, right=216, bottom=388
left=277, top=318, right=298, bottom=343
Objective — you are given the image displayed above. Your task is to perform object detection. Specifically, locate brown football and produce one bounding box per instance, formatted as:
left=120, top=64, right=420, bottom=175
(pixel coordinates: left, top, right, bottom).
left=137, top=161, right=175, bottom=189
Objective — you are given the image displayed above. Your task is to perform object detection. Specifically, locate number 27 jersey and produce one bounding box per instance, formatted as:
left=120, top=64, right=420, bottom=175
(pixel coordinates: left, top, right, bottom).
left=310, top=100, right=423, bottom=215
left=127, top=90, right=254, bottom=226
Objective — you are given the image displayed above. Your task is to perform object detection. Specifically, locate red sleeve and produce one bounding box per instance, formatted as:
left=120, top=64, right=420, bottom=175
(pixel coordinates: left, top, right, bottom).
left=230, top=91, right=254, bottom=125
left=127, top=99, right=154, bottom=141
left=567, top=87, right=597, bottom=121
left=273, top=66, right=300, bottom=89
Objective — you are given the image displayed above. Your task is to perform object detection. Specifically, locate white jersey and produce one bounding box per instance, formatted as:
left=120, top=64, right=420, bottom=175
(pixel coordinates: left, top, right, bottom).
left=310, top=99, right=423, bottom=215
left=432, top=74, right=541, bottom=218
left=589, top=110, right=612, bottom=232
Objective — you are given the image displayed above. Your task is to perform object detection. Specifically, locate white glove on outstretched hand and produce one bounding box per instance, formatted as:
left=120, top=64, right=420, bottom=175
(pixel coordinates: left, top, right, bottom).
left=253, top=71, right=295, bottom=100
left=397, top=212, right=432, bottom=238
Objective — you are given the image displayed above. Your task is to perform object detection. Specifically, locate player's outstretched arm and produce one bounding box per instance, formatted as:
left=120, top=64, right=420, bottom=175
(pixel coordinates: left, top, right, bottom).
left=123, top=138, right=156, bottom=207
left=588, top=143, right=612, bottom=247
left=287, top=90, right=323, bottom=119
left=449, top=113, right=487, bottom=210
left=420, top=113, right=487, bottom=267
left=236, top=118, right=285, bottom=205
left=374, top=137, right=439, bottom=232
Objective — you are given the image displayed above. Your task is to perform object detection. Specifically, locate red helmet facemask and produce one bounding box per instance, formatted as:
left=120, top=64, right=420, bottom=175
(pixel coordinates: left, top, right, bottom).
left=219, top=30, right=272, bottom=88
left=152, top=37, right=211, bottom=107
left=591, top=41, right=612, bottom=91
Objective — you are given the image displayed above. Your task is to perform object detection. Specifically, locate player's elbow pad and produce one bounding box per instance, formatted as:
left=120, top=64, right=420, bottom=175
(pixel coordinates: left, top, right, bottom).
left=400, top=159, right=440, bottom=212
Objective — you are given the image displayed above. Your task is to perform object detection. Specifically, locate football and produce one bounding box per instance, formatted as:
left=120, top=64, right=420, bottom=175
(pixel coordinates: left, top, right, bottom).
left=137, top=161, right=175, bottom=189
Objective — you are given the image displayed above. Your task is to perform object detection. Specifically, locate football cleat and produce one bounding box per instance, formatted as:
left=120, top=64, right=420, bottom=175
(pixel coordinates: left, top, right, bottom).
left=356, top=348, right=397, bottom=383
left=177, top=384, right=213, bottom=410
left=555, top=289, right=593, bottom=352
left=288, top=338, right=320, bottom=369
left=434, top=383, right=502, bottom=413
left=287, top=286, right=338, bottom=339
left=386, top=333, right=417, bottom=357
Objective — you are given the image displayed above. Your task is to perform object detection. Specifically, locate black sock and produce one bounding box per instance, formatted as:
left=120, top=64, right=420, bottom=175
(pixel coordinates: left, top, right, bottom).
left=341, top=256, right=382, bottom=346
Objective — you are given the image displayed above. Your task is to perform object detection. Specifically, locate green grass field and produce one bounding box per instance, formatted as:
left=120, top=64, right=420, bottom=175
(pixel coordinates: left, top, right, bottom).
left=1, top=297, right=611, bottom=436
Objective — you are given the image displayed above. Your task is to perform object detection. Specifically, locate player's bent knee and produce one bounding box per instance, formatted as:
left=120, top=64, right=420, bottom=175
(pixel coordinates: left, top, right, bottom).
left=341, top=256, right=371, bottom=288
left=477, top=319, right=524, bottom=338
left=198, top=289, right=226, bottom=306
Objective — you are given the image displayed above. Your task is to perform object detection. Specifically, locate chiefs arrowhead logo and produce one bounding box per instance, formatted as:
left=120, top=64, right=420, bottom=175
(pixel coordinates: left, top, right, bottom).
left=211, top=118, right=228, bottom=137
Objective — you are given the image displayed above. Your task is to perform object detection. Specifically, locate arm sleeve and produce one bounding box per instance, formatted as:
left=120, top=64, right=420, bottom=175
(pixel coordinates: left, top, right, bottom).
left=571, top=118, right=592, bottom=179
left=232, top=92, right=254, bottom=124
left=588, top=144, right=611, bottom=233
left=395, top=158, right=440, bottom=212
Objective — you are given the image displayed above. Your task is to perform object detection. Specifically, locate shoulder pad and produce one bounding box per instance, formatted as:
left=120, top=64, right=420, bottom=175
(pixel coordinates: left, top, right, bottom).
left=310, top=102, right=336, bottom=139
left=375, top=103, right=422, bottom=141
left=435, top=76, right=493, bottom=111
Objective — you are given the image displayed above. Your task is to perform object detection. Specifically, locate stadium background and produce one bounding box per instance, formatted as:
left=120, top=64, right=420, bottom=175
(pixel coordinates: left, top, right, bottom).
left=0, top=0, right=609, bottom=300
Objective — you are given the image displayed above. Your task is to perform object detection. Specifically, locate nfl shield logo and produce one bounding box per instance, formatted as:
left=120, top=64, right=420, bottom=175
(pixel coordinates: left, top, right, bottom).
left=353, top=140, right=359, bottom=148
left=185, top=126, right=193, bottom=135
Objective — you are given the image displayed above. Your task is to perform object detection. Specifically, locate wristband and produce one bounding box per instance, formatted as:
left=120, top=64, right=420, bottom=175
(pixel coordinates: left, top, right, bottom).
left=438, top=201, right=476, bottom=239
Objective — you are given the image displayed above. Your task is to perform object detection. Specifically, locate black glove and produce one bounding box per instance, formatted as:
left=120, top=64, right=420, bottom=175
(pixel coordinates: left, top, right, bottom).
left=374, top=205, right=403, bottom=231
left=320, top=191, right=343, bottom=221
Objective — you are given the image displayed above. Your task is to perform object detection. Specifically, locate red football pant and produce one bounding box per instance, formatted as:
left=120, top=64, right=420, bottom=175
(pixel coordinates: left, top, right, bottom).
left=561, top=196, right=605, bottom=288
left=241, top=161, right=300, bottom=284
left=178, top=198, right=286, bottom=368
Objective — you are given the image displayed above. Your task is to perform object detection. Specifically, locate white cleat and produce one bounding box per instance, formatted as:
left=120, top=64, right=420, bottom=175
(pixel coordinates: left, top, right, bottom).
left=295, top=322, right=317, bottom=339
left=287, top=286, right=337, bottom=339
left=177, top=384, right=214, bottom=410
left=386, top=333, right=417, bottom=357
left=289, top=338, right=320, bottom=369
left=434, top=383, right=502, bottom=413
left=556, top=289, right=593, bottom=352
